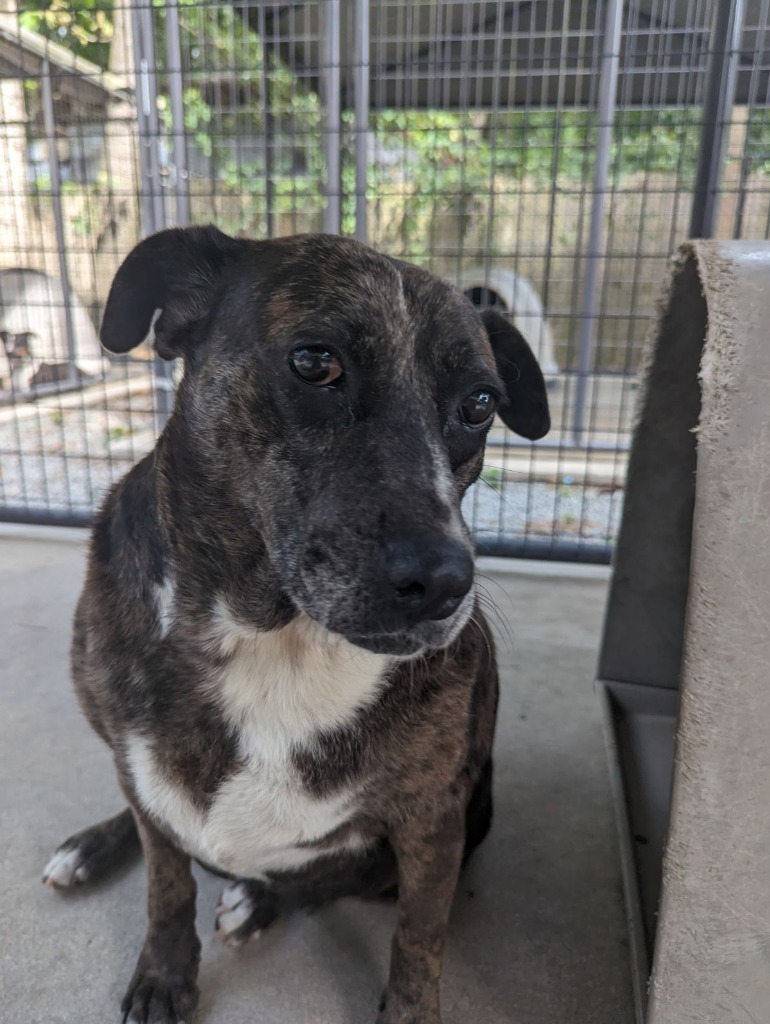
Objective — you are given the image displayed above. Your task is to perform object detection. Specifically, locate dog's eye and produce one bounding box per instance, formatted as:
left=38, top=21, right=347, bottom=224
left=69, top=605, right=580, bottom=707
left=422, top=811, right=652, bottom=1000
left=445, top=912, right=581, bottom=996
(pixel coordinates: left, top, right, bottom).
left=459, top=390, right=496, bottom=427
left=289, top=346, right=343, bottom=387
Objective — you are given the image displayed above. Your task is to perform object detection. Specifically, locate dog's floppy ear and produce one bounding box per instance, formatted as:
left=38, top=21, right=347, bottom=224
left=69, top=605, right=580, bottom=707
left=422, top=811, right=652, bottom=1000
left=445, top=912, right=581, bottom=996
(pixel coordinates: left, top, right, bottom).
left=481, top=308, right=550, bottom=440
left=100, top=225, right=243, bottom=360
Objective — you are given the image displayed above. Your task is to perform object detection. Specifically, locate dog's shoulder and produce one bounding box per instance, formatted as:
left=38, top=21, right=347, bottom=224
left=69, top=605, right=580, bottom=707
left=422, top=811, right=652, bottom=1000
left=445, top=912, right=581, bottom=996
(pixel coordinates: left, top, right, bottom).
left=73, top=452, right=176, bottom=734
left=88, top=452, right=166, bottom=597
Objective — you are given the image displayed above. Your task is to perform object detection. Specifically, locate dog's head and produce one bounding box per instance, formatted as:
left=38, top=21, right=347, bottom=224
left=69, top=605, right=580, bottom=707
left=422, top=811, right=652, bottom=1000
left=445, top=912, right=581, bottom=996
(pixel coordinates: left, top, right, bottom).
left=101, top=227, right=549, bottom=656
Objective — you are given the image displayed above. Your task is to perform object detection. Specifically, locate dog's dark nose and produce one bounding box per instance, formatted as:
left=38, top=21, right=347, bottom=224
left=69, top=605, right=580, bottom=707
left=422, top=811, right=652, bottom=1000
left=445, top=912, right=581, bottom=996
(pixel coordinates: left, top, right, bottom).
left=385, top=537, right=474, bottom=623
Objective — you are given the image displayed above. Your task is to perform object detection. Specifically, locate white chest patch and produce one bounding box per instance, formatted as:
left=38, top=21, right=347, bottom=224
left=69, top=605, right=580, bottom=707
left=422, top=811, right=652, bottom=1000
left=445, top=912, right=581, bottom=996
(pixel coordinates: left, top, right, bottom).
left=127, top=606, right=390, bottom=878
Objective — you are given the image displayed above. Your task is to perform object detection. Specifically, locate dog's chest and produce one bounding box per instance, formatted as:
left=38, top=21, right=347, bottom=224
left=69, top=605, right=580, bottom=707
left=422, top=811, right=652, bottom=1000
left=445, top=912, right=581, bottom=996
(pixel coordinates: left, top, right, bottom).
left=127, top=609, right=389, bottom=877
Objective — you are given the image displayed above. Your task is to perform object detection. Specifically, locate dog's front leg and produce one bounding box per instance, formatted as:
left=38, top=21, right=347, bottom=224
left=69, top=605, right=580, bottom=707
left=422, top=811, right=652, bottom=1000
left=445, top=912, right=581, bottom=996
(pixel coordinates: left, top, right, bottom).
left=379, top=803, right=465, bottom=1024
left=121, top=812, right=200, bottom=1024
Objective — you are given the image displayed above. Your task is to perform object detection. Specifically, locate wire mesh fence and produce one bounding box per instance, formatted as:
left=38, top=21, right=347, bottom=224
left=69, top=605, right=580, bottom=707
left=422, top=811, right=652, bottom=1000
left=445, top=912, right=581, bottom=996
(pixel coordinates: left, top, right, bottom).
left=0, top=0, right=767, bottom=559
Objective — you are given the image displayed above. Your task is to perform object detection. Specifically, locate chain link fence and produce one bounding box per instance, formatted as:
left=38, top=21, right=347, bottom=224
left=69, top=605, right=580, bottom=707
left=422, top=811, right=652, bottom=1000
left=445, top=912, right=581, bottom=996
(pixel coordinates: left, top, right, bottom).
left=0, top=0, right=768, bottom=560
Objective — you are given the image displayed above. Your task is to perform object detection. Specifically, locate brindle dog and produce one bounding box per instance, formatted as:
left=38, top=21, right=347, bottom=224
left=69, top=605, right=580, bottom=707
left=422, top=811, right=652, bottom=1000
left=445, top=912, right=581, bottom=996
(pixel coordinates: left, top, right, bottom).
left=43, top=227, right=550, bottom=1024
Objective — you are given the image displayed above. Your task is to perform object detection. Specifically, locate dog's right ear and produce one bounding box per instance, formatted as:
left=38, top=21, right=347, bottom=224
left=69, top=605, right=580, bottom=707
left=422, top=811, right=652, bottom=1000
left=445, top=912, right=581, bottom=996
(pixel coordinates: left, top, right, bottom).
left=100, top=225, right=243, bottom=360
left=481, top=308, right=550, bottom=440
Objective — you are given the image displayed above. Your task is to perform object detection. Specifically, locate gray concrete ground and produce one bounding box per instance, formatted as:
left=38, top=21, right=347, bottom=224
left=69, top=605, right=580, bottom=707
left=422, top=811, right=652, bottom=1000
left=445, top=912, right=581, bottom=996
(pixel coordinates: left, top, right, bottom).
left=0, top=535, right=634, bottom=1024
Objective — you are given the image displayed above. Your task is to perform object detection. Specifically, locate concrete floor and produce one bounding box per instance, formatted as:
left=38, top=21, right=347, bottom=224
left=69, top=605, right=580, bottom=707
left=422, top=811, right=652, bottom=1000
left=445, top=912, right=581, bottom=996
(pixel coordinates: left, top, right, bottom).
left=0, top=534, right=634, bottom=1024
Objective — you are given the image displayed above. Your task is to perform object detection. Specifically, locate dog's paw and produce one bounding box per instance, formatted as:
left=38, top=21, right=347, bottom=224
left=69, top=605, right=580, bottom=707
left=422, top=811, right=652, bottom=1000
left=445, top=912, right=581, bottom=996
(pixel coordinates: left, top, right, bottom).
left=214, top=879, right=278, bottom=947
left=42, top=844, right=88, bottom=889
left=121, top=969, right=198, bottom=1024
left=43, top=811, right=139, bottom=890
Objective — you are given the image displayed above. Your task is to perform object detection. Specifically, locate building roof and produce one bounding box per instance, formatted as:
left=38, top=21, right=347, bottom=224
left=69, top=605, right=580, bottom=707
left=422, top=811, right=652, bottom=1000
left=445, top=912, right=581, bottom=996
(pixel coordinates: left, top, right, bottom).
left=0, top=13, right=130, bottom=105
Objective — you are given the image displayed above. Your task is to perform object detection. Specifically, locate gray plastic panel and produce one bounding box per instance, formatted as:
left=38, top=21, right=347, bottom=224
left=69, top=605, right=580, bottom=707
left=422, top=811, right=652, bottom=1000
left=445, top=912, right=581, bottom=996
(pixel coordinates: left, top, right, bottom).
left=598, top=680, right=679, bottom=1024
left=598, top=257, right=703, bottom=691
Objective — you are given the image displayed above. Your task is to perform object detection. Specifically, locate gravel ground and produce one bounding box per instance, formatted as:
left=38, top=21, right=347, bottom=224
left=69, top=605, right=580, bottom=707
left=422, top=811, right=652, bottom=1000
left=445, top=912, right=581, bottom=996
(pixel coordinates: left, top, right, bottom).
left=0, top=388, right=154, bottom=514
left=462, top=476, right=623, bottom=544
left=0, top=388, right=624, bottom=543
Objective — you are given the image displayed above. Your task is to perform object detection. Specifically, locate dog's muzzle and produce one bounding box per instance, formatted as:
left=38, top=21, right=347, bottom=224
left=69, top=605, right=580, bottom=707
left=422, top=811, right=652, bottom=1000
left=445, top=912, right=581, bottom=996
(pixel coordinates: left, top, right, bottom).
left=292, top=530, right=477, bottom=657
left=336, top=534, right=476, bottom=656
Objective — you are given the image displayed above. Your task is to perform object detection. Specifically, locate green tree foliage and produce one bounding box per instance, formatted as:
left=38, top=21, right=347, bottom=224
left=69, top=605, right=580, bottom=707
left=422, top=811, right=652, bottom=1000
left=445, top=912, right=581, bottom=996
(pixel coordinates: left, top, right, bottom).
left=13, top=1, right=759, bottom=240
left=19, top=0, right=114, bottom=67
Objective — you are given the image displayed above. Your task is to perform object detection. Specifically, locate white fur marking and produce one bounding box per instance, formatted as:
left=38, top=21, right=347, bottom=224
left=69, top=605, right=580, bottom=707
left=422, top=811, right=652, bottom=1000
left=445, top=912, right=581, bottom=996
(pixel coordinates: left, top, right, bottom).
left=216, top=899, right=255, bottom=940
left=428, top=440, right=466, bottom=540
left=146, top=307, right=163, bottom=345
left=217, top=880, right=251, bottom=912
left=127, top=731, right=369, bottom=878
left=395, top=268, right=408, bottom=319
left=211, top=604, right=389, bottom=755
left=155, top=577, right=176, bottom=638
left=42, top=847, right=83, bottom=888
left=126, top=610, right=388, bottom=878
left=126, top=732, right=207, bottom=857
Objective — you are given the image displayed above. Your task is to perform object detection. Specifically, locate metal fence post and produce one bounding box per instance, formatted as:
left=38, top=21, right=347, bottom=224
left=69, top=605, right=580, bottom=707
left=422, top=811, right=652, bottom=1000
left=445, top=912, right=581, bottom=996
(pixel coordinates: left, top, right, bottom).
left=129, top=3, right=154, bottom=237
left=131, top=1, right=173, bottom=431
left=165, top=0, right=190, bottom=228
left=257, top=4, right=275, bottom=238
left=354, top=0, right=370, bottom=243
left=321, top=0, right=342, bottom=235
left=41, top=58, right=78, bottom=384
left=571, top=0, right=624, bottom=447
left=130, top=1, right=165, bottom=235
left=690, top=0, right=746, bottom=239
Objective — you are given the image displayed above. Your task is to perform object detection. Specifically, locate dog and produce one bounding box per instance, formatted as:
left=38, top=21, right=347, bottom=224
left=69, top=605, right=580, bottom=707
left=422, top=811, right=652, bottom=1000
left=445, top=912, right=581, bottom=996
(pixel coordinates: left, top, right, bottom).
left=42, top=227, right=550, bottom=1024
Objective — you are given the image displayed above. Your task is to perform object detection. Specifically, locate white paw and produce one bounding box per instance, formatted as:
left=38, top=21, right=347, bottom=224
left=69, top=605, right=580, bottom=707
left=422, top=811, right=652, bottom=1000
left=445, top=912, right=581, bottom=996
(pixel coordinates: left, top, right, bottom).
left=42, top=845, right=89, bottom=889
left=214, top=881, right=261, bottom=947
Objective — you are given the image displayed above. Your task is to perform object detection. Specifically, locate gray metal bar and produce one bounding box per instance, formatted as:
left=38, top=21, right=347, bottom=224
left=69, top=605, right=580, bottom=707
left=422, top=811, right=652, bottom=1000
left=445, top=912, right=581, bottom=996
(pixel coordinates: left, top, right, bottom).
left=690, top=0, right=746, bottom=239
left=0, top=505, right=92, bottom=528
left=353, top=0, right=370, bottom=242
left=485, top=436, right=631, bottom=453
left=131, top=3, right=173, bottom=431
left=732, top=116, right=753, bottom=240
left=139, top=1, right=165, bottom=234
left=732, top=0, right=768, bottom=238
left=131, top=1, right=165, bottom=233
left=572, top=0, right=624, bottom=446
left=41, top=59, right=78, bottom=384
left=474, top=536, right=612, bottom=565
left=0, top=378, right=91, bottom=405
left=130, top=3, right=159, bottom=235
left=165, top=0, right=190, bottom=227
left=321, top=0, right=342, bottom=235
left=258, top=4, right=275, bottom=237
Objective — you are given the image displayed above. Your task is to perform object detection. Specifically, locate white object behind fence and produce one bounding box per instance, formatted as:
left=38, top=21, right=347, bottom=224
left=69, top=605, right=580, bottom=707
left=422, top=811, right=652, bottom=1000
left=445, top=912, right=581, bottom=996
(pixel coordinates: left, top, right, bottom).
left=0, top=269, right=103, bottom=391
left=459, top=267, right=561, bottom=379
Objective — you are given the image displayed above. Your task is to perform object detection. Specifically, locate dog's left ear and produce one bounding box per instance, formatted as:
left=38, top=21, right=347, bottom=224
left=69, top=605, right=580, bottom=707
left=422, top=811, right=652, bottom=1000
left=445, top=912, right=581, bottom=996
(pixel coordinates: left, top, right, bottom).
left=481, top=308, right=550, bottom=440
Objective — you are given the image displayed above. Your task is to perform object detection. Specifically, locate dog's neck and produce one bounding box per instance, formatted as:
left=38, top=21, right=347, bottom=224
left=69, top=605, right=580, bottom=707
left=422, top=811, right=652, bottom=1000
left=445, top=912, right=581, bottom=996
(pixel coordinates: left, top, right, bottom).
left=208, top=599, right=391, bottom=753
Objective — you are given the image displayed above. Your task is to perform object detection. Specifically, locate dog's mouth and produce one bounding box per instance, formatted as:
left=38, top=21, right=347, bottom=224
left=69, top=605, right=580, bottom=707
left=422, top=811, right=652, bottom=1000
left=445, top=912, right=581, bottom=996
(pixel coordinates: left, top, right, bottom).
left=336, top=589, right=476, bottom=658
left=345, top=632, right=432, bottom=657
